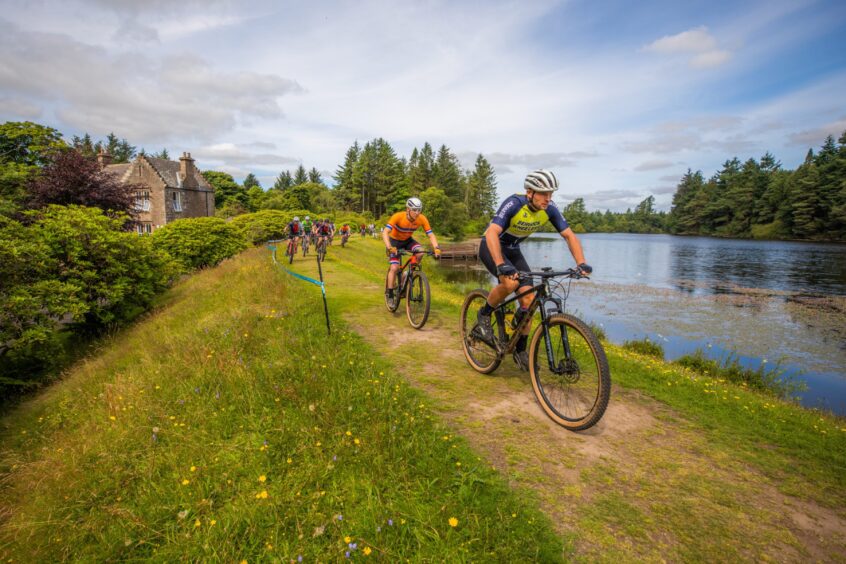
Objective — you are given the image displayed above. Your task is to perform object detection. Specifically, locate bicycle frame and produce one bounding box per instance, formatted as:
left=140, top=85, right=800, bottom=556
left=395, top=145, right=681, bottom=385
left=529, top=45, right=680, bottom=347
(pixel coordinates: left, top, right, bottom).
left=393, top=251, right=427, bottom=295
left=489, top=273, right=572, bottom=370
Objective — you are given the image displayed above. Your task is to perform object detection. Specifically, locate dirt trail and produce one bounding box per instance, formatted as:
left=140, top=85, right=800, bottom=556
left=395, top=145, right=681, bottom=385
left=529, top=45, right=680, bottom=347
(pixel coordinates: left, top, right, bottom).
left=298, top=246, right=846, bottom=561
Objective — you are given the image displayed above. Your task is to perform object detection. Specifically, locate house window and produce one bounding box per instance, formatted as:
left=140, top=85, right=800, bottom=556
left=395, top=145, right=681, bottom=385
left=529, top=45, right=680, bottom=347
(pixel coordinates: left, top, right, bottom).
left=172, top=191, right=183, bottom=212
left=136, top=223, right=153, bottom=235
left=135, top=191, right=150, bottom=212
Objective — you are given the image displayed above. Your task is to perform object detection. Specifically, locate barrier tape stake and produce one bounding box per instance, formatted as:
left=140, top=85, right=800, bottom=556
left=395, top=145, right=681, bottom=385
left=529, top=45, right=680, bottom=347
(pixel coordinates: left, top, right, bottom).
left=316, top=250, right=331, bottom=335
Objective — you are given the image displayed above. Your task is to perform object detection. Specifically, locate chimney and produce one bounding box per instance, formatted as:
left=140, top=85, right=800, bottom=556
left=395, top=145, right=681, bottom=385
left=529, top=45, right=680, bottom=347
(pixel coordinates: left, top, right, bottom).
left=97, top=148, right=113, bottom=166
left=179, top=152, right=197, bottom=186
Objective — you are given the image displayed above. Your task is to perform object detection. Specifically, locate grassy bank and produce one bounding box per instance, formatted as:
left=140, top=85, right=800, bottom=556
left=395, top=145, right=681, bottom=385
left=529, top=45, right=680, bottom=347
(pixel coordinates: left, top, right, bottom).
left=306, top=236, right=846, bottom=560
left=335, top=238, right=846, bottom=506
left=0, top=247, right=562, bottom=561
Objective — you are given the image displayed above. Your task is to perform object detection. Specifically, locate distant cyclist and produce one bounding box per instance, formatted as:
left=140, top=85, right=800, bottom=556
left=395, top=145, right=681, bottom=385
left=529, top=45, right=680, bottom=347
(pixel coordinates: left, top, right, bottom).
left=383, top=197, right=442, bottom=301
left=286, top=216, right=304, bottom=252
left=339, top=223, right=352, bottom=245
left=474, top=170, right=592, bottom=371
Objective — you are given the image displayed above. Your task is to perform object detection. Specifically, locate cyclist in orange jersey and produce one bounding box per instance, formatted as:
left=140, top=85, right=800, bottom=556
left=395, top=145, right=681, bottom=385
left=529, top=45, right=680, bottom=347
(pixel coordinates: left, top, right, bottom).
left=383, top=197, right=442, bottom=300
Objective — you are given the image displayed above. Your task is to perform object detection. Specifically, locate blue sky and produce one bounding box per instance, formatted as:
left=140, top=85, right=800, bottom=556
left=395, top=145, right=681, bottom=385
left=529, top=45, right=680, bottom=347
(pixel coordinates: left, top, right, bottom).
left=1, top=0, right=844, bottom=211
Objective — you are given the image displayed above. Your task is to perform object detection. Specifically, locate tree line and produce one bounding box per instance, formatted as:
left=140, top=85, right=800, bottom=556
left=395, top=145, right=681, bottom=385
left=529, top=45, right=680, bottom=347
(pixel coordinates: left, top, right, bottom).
left=668, top=132, right=846, bottom=241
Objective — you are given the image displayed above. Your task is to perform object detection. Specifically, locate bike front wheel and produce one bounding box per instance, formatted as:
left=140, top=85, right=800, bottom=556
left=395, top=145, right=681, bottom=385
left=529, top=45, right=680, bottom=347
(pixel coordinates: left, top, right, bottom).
left=459, top=289, right=502, bottom=374
left=287, top=241, right=295, bottom=264
left=384, top=270, right=400, bottom=312
left=406, top=272, right=430, bottom=329
left=529, top=314, right=610, bottom=430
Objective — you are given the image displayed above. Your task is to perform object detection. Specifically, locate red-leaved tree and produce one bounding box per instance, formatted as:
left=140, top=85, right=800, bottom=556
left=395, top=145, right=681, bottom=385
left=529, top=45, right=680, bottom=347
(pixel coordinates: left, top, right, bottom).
left=27, top=149, right=140, bottom=216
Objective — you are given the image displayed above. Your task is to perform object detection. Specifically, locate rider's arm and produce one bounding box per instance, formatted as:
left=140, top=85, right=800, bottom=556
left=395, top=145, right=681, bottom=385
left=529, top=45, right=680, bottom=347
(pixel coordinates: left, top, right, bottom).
left=382, top=226, right=393, bottom=250
left=485, top=224, right=506, bottom=266
left=427, top=231, right=440, bottom=251
left=560, top=227, right=587, bottom=266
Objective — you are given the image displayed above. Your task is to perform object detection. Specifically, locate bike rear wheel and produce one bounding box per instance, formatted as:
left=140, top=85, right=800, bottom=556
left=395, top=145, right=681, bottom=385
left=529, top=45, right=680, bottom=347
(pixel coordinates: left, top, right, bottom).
left=528, top=314, right=610, bottom=431
left=406, top=272, right=430, bottom=329
left=459, top=289, right=502, bottom=374
left=287, top=240, right=295, bottom=264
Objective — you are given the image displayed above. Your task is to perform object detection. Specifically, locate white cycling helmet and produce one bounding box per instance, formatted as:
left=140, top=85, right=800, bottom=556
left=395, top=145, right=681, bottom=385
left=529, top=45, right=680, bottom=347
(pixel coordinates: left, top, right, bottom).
left=524, top=169, right=559, bottom=193
left=305, top=215, right=310, bottom=220
left=406, top=197, right=423, bottom=211
left=293, top=216, right=300, bottom=222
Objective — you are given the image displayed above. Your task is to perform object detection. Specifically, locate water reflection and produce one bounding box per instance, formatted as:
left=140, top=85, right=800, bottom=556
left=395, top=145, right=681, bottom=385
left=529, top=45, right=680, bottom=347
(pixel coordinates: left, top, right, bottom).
left=436, top=233, right=846, bottom=415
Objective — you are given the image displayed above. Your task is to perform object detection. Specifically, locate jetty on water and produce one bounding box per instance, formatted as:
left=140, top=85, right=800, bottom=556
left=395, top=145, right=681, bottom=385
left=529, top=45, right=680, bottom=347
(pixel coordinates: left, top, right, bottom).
left=440, top=238, right=481, bottom=261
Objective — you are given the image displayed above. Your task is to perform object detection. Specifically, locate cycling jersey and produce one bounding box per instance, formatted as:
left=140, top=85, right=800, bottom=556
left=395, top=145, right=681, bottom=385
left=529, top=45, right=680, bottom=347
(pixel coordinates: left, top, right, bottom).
left=303, top=220, right=313, bottom=232
left=317, top=223, right=332, bottom=235
left=385, top=211, right=432, bottom=241
left=287, top=221, right=303, bottom=236
left=340, top=226, right=350, bottom=234
left=488, top=194, right=568, bottom=248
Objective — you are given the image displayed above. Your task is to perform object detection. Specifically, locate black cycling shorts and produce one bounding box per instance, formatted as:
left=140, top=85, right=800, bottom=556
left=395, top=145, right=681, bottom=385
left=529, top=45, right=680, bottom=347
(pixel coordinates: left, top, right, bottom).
left=388, top=237, right=422, bottom=264
left=479, top=238, right=532, bottom=286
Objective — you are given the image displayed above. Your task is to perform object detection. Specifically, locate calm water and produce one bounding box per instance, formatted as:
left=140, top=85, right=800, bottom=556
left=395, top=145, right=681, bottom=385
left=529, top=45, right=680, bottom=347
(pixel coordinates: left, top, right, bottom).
left=436, top=233, right=846, bottom=415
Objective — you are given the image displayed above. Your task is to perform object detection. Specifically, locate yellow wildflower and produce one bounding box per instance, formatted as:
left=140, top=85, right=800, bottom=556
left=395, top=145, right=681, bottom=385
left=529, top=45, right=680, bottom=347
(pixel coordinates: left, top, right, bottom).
left=344, top=536, right=352, bottom=543
left=448, top=517, right=458, bottom=527
left=259, top=475, right=267, bottom=483
left=363, top=547, right=372, bottom=556
left=181, top=479, right=190, bottom=486
left=194, top=519, right=201, bottom=528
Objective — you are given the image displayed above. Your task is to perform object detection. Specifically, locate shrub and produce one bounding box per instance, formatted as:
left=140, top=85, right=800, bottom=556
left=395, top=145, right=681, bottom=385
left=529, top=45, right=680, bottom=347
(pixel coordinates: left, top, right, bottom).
left=152, top=216, right=248, bottom=272
left=32, top=205, right=176, bottom=329
left=230, top=209, right=308, bottom=245
left=674, top=349, right=806, bottom=400
left=623, top=337, right=664, bottom=358
left=1, top=205, right=176, bottom=390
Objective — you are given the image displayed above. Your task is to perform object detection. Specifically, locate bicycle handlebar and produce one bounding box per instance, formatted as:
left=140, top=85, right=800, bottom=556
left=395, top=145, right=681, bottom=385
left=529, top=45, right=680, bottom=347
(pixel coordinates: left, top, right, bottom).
left=520, top=268, right=590, bottom=280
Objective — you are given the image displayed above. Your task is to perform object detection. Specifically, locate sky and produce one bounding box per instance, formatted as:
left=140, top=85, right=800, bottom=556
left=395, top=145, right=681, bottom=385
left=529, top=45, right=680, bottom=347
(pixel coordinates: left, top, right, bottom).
left=1, top=0, right=845, bottom=212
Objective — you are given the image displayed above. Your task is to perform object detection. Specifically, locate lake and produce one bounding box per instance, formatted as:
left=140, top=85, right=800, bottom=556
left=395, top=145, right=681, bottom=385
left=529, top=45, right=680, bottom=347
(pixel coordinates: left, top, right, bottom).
left=435, top=233, right=846, bottom=415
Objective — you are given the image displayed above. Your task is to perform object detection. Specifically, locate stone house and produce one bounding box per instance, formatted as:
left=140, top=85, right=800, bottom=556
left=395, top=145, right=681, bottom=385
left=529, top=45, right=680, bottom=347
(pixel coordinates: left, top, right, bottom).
left=101, top=151, right=215, bottom=233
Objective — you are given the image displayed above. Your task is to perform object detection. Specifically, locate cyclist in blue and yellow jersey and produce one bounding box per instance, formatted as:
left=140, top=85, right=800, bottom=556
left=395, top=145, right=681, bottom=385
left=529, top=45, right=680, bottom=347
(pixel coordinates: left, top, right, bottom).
left=383, top=197, right=442, bottom=301
left=474, top=169, right=592, bottom=371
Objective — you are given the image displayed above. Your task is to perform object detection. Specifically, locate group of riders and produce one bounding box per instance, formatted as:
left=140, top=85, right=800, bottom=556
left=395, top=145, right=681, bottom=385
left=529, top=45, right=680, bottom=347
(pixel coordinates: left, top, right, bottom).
left=284, top=169, right=593, bottom=371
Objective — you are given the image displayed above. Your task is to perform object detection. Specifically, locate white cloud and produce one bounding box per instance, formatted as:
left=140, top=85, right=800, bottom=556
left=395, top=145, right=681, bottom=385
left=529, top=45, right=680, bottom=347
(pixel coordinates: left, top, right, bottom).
left=644, top=26, right=718, bottom=54
left=0, top=96, right=42, bottom=119
left=0, top=19, right=303, bottom=144
left=643, top=26, right=732, bottom=69
left=634, top=160, right=675, bottom=171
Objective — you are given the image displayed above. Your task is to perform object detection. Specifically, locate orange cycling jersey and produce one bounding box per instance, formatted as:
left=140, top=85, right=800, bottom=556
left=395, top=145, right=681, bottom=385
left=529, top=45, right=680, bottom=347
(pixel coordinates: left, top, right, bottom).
left=385, top=212, right=432, bottom=241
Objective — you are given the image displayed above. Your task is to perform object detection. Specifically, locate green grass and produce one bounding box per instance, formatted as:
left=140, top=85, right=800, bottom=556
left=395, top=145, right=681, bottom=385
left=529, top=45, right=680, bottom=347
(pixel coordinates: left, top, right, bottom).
left=622, top=337, right=664, bottom=359
left=0, top=248, right=562, bottom=561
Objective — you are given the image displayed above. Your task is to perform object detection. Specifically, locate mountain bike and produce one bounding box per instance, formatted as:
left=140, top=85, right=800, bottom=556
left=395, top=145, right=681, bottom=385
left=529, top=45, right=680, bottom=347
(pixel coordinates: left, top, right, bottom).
left=459, top=268, right=610, bottom=431
left=384, top=250, right=436, bottom=329
left=301, top=234, right=310, bottom=257
left=316, top=237, right=328, bottom=263
left=285, top=237, right=297, bottom=264
left=341, top=231, right=351, bottom=247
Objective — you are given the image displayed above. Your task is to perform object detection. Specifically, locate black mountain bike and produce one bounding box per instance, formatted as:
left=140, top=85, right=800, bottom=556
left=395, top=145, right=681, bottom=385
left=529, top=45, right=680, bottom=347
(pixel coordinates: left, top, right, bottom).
left=459, top=268, right=611, bottom=431
left=341, top=232, right=351, bottom=247
left=384, top=250, right=435, bottom=329
left=316, top=237, right=328, bottom=262
left=301, top=234, right=310, bottom=257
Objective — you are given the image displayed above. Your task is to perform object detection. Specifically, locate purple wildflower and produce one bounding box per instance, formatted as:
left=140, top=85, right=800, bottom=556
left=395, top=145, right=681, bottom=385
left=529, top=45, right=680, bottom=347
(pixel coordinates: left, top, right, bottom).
left=345, top=551, right=350, bottom=558
left=388, top=519, right=393, bottom=526
left=298, top=556, right=302, bottom=562
left=333, top=455, right=337, bottom=461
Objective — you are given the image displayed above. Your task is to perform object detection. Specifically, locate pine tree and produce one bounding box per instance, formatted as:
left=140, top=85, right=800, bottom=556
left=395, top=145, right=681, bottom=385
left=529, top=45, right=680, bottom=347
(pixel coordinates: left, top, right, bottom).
left=465, top=154, right=498, bottom=219
left=243, top=173, right=261, bottom=189
left=272, top=170, right=293, bottom=191
left=432, top=144, right=463, bottom=200
left=333, top=141, right=361, bottom=209
left=308, top=167, right=324, bottom=185
left=293, top=164, right=308, bottom=185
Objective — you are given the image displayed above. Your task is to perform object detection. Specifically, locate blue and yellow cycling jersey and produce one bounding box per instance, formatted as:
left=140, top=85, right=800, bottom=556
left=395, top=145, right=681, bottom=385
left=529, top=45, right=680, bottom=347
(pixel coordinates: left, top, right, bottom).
left=488, top=194, right=569, bottom=248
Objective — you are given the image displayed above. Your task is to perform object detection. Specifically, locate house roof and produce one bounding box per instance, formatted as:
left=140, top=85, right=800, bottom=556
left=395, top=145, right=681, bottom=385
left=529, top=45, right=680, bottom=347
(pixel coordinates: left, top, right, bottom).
left=105, top=155, right=213, bottom=191
left=145, top=156, right=213, bottom=191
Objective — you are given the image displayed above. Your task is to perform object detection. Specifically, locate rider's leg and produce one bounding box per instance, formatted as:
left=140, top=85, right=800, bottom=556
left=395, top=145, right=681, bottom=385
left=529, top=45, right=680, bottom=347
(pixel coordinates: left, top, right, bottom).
left=387, top=263, right=400, bottom=290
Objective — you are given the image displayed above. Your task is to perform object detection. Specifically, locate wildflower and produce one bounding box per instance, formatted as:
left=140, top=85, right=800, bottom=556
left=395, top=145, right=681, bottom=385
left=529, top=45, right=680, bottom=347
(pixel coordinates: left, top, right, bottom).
left=354, top=438, right=360, bottom=445
left=350, top=543, right=357, bottom=550
left=345, top=552, right=350, bottom=558
left=388, top=519, right=393, bottom=526
left=345, top=536, right=352, bottom=543
left=182, top=479, right=190, bottom=486
left=109, top=415, right=116, bottom=421
left=259, top=475, right=267, bottom=483
left=449, top=517, right=458, bottom=527
left=177, top=510, right=188, bottom=519
left=210, top=519, right=217, bottom=526
left=256, top=490, right=269, bottom=499
left=346, top=431, right=352, bottom=436
left=287, top=458, right=292, bottom=464
left=190, top=466, right=197, bottom=472
left=194, top=519, right=201, bottom=528
left=363, top=547, right=372, bottom=556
